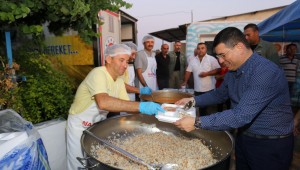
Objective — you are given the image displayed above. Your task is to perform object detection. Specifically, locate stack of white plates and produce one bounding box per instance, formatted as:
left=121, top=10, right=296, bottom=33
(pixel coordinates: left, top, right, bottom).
left=156, top=103, right=196, bottom=123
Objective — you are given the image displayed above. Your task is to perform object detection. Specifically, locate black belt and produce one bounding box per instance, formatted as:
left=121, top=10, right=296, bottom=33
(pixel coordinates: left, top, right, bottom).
left=243, top=131, right=292, bottom=139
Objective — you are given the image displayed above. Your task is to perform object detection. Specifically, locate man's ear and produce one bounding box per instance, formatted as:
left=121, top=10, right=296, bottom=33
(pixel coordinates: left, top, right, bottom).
left=236, top=42, right=244, bottom=49
left=105, top=56, right=112, bottom=64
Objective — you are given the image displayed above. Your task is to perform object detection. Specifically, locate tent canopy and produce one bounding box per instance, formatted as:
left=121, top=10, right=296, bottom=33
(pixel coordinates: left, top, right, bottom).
left=149, top=25, right=187, bottom=42
left=258, top=0, right=300, bottom=42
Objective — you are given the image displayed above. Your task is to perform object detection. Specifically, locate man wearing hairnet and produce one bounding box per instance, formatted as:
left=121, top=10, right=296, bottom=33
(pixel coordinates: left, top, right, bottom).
left=135, top=35, right=157, bottom=91
left=66, top=44, right=164, bottom=170
left=121, top=42, right=152, bottom=101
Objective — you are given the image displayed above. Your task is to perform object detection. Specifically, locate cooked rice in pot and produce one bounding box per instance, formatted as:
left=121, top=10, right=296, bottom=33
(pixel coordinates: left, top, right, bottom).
left=91, top=132, right=217, bottom=170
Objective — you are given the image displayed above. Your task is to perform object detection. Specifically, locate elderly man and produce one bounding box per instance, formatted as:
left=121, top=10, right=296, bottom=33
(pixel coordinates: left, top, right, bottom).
left=135, top=35, right=157, bottom=91
left=155, top=43, right=170, bottom=89
left=169, top=41, right=186, bottom=88
left=244, top=23, right=279, bottom=65
left=66, top=44, right=164, bottom=170
left=175, top=27, right=294, bottom=170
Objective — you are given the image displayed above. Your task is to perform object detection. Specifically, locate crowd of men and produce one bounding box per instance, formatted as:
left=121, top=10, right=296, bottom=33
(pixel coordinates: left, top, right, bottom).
left=66, top=23, right=300, bottom=170
left=132, top=23, right=299, bottom=103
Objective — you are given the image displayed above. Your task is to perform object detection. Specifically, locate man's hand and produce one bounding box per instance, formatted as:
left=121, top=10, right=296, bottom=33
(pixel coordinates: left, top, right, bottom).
left=180, top=82, right=187, bottom=87
left=175, top=97, right=193, bottom=106
left=199, top=72, right=208, bottom=78
left=174, top=116, right=196, bottom=132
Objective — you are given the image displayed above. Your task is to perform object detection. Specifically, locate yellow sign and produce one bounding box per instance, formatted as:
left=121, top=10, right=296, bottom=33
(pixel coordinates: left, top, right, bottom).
left=44, top=35, right=93, bottom=65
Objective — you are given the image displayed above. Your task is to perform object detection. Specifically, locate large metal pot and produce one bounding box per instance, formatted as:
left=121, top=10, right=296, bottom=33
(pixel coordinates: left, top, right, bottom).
left=140, top=90, right=193, bottom=104
left=81, top=114, right=234, bottom=170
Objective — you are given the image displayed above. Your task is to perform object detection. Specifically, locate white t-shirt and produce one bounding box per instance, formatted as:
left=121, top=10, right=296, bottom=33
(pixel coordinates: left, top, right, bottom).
left=186, top=54, right=220, bottom=92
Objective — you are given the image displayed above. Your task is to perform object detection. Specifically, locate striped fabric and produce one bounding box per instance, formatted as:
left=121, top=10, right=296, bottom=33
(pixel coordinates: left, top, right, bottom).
left=279, top=56, right=299, bottom=82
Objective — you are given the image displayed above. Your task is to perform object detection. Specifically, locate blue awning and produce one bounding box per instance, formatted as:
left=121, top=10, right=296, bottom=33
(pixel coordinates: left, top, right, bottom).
left=258, top=0, right=300, bottom=42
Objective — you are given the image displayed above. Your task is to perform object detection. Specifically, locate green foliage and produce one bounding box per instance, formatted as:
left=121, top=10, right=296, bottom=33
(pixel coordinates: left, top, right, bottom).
left=0, top=0, right=132, bottom=123
left=0, top=0, right=132, bottom=43
left=8, top=53, right=75, bottom=124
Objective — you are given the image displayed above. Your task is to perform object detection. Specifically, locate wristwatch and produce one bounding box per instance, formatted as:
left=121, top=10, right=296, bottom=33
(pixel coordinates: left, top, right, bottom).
left=194, top=116, right=201, bottom=129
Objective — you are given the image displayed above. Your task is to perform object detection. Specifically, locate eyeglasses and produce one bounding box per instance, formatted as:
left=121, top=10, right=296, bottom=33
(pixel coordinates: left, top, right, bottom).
left=216, top=44, right=236, bottom=59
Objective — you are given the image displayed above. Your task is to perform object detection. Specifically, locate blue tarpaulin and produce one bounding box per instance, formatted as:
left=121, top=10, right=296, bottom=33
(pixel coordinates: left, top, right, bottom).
left=258, top=0, right=300, bottom=42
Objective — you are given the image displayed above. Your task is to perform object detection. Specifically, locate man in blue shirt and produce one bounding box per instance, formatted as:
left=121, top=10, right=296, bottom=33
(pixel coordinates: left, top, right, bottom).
left=175, top=27, right=294, bottom=170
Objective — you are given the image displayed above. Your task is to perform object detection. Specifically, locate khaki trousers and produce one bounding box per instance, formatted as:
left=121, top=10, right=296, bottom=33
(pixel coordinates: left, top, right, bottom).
left=169, top=71, right=180, bottom=88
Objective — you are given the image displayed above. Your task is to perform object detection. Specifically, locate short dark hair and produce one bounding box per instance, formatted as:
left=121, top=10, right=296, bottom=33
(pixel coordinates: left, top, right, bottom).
left=286, top=43, right=297, bottom=50
left=174, top=41, right=181, bottom=44
left=213, top=27, right=250, bottom=49
left=197, top=42, right=206, bottom=47
left=244, top=23, right=259, bottom=31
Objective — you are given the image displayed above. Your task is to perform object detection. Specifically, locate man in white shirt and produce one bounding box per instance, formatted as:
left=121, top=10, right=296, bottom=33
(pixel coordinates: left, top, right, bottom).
left=181, top=43, right=220, bottom=115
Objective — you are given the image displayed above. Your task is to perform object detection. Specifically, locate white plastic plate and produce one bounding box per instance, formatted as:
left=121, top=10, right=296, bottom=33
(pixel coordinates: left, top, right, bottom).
left=156, top=103, right=196, bottom=123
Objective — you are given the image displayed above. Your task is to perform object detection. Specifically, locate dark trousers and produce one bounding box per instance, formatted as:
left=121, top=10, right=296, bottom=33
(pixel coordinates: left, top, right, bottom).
left=194, top=91, right=211, bottom=116
left=288, top=82, right=294, bottom=97
left=157, top=78, right=169, bottom=90
left=235, top=134, right=294, bottom=170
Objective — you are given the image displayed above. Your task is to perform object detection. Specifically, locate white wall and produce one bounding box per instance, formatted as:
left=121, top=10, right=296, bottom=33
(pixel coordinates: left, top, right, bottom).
left=35, top=119, right=67, bottom=170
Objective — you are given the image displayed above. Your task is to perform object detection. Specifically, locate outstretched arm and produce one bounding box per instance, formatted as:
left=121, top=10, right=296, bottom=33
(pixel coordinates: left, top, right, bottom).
left=136, top=68, right=147, bottom=87
left=199, top=68, right=221, bottom=77
left=181, top=71, right=192, bottom=86
left=125, top=83, right=139, bottom=94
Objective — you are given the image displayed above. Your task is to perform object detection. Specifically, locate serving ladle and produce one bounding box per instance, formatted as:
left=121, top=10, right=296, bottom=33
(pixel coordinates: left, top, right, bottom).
left=84, top=130, right=178, bottom=170
left=183, top=99, right=193, bottom=111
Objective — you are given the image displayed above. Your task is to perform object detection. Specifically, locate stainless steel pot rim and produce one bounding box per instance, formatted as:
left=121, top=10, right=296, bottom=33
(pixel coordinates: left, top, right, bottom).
left=81, top=114, right=234, bottom=170
left=140, top=90, right=194, bottom=103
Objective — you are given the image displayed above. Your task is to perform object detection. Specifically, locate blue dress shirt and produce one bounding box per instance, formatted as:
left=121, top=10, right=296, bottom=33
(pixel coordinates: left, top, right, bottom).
left=195, top=52, right=293, bottom=135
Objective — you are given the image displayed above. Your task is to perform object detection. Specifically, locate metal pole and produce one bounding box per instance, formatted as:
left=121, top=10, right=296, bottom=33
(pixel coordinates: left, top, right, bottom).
left=5, top=32, right=13, bottom=68
left=191, top=10, right=193, bottom=23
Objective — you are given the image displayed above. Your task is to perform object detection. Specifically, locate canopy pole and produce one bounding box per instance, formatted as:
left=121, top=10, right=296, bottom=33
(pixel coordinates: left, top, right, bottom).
left=281, top=26, right=285, bottom=56
left=5, top=31, right=13, bottom=68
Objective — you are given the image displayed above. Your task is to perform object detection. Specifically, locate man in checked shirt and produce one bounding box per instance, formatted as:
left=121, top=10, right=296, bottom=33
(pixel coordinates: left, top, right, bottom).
left=175, top=27, right=294, bottom=170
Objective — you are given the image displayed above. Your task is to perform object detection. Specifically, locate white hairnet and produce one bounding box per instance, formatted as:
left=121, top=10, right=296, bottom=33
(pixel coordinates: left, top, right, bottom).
left=122, top=42, right=137, bottom=51
left=142, top=35, right=155, bottom=43
left=104, top=44, right=131, bottom=57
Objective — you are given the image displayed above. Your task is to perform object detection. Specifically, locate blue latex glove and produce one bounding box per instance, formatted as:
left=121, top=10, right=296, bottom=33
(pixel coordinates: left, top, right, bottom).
left=139, top=102, right=165, bottom=115
left=139, top=87, right=152, bottom=95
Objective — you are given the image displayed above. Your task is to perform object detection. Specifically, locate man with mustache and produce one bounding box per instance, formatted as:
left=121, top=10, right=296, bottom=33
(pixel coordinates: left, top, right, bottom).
left=169, top=41, right=186, bottom=89
left=135, top=35, right=157, bottom=91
